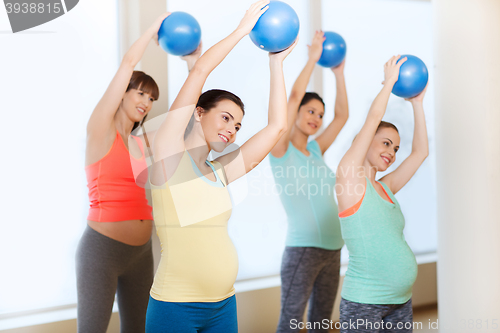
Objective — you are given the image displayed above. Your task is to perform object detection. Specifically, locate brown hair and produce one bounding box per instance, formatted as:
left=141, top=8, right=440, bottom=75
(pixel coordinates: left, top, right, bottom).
left=127, top=71, right=159, bottom=100
left=196, top=89, right=245, bottom=115
left=128, top=71, right=159, bottom=132
left=376, top=121, right=398, bottom=133
left=299, top=92, right=325, bottom=111
left=352, top=121, right=399, bottom=143
left=184, top=89, right=245, bottom=139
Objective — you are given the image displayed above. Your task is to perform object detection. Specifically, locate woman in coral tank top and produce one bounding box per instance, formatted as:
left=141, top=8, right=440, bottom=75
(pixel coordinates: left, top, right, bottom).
left=75, top=13, right=186, bottom=333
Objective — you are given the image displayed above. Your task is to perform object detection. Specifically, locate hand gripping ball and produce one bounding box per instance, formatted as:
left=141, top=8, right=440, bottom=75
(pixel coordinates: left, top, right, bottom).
left=317, top=31, right=346, bottom=68
left=249, top=1, right=300, bottom=53
left=392, top=55, right=428, bottom=99
left=158, top=12, right=201, bottom=56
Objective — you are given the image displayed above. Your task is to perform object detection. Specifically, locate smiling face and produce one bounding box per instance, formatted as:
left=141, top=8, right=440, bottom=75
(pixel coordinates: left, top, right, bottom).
left=366, top=127, right=401, bottom=172
left=198, top=99, right=244, bottom=152
left=121, top=88, right=155, bottom=123
left=295, top=98, right=325, bottom=136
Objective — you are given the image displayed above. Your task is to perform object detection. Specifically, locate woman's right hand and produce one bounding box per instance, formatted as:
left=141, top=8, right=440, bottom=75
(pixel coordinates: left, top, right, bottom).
left=308, top=30, right=325, bottom=62
left=383, top=55, right=406, bottom=86
left=236, top=0, right=270, bottom=35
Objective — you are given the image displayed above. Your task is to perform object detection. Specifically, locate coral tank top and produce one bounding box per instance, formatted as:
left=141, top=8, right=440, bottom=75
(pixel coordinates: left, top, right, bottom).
left=86, top=130, right=153, bottom=222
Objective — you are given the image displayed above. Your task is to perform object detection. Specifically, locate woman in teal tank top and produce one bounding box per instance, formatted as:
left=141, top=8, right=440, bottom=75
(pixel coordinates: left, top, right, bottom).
left=269, top=31, right=349, bottom=333
left=335, top=55, right=429, bottom=332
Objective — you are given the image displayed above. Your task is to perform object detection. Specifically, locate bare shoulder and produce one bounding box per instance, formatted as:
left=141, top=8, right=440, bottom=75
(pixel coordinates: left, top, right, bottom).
left=336, top=166, right=367, bottom=212
left=85, top=125, right=117, bottom=166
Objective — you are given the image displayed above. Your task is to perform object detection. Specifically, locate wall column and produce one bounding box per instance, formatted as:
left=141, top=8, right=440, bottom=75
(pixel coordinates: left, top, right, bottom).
left=434, top=1, right=500, bottom=331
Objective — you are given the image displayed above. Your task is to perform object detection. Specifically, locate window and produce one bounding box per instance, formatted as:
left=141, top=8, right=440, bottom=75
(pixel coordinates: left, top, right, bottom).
left=320, top=0, right=437, bottom=262
left=165, top=0, right=311, bottom=280
left=165, top=0, right=437, bottom=280
left=0, top=0, right=119, bottom=315
left=1, top=0, right=437, bottom=320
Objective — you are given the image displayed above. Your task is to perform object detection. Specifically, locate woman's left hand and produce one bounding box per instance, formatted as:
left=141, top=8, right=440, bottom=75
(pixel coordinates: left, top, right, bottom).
left=269, top=38, right=299, bottom=62
left=151, top=13, right=171, bottom=45
left=181, top=42, right=203, bottom=63
left=405, top=83, right=428, bottom=103
left=331, top=59, right=346, bottom=75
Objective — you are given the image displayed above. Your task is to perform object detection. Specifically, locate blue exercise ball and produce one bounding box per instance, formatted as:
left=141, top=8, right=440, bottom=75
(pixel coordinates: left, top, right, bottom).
left=317, top=31, right=346, bottom=68
left=158, top=12, right=201, bottom=56
left=392, top=55, right=428, bottom=99
left=249, top=1, right=300, bottom=53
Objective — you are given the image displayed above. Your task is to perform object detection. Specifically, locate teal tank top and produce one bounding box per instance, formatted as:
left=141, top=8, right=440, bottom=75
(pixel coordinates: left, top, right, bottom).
left=269, top=140, right=344, bottom=250
left=340, top=179, right=418, bottom=304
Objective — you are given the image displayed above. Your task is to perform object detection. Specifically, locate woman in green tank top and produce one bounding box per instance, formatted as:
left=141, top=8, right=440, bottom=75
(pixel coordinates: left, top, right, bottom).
left=335, top=55, right=429, bottom=332
left=270, top=31, right=349, bottom=333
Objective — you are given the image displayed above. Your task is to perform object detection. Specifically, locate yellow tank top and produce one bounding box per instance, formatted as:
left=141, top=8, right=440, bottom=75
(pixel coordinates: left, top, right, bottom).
left=150, top=151, right=237, bottom=302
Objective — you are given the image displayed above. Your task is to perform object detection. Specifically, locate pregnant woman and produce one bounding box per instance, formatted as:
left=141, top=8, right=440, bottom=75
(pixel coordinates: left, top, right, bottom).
left=76, top=14, right=168, bottom=333
left=336, top=55, right=428, bottom=333
left=270, top=30, right=349, bottom=333
left=145, top=2, right=297, bottom=332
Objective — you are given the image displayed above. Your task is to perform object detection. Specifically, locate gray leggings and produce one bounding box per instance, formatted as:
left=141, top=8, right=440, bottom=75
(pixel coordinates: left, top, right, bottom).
left=75, top=225, right=154, bottom=333
left=339, top=298, right=413, bottom=333
left=277, top=246, right=341, bottom=333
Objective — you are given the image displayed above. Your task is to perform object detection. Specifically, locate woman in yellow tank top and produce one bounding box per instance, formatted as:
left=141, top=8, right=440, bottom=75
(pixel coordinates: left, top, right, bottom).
left=145, top=1, right=297, bottom=332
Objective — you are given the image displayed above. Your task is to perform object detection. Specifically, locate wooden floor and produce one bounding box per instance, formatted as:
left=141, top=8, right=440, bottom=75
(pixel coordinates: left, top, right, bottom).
left=412, top=305, right=439, bottom=332
left=301, top=304, right=438, bottom=332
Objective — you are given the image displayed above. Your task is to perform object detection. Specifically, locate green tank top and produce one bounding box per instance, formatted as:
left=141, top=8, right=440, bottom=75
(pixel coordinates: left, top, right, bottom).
left=340, top=178, right=418, bottom=304
left=269, top=140, right=344, bottom=250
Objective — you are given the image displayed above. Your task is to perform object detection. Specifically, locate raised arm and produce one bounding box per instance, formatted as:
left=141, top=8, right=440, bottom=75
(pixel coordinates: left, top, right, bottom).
left=217, top=40, right=298, bottom=184
left=315, top=60, right=349, bottom=154
left=270, top=31, right=325, bottom=158
left=379, top=85, right=429, bottom=194
left=138, top=43, right=203, bottom=161
left=152, top=0, right=270, bottom=163
left=86, top=13, right=169, bottom=138
left=336, top=56, right=406, bottom=207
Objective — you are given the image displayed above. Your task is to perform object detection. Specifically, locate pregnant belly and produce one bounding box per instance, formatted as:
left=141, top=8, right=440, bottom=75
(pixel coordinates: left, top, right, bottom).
left=152, top=228, right=239, bottom=302
left=366, top=242, right=417, bottom=292
left=376, top=246, right=418, bottom=290
left=347, top=241, right=418, bottom=294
